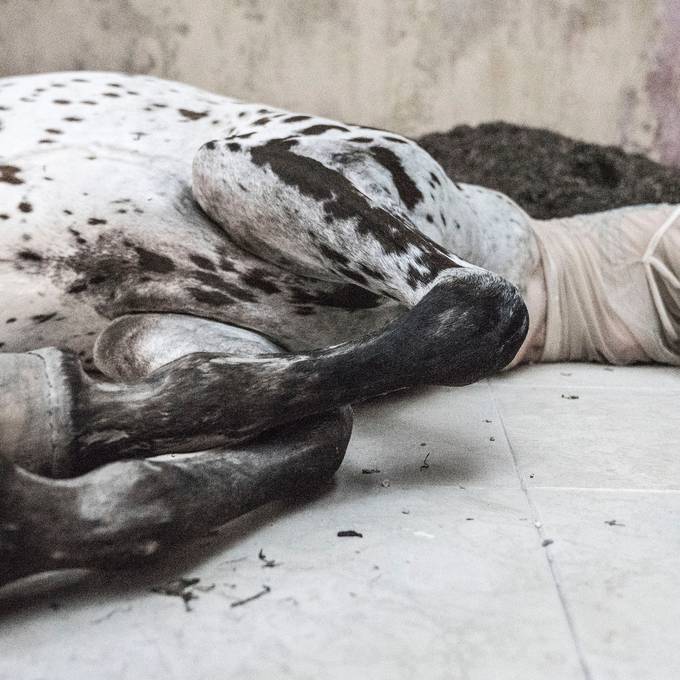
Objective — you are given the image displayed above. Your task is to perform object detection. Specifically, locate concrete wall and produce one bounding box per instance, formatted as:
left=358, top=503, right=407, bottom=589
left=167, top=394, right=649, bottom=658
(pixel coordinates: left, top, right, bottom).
left=1, top=0, right=680, bottom=164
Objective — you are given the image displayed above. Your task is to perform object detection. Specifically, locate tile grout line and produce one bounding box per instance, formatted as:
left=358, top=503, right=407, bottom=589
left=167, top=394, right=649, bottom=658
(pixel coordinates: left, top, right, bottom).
left=487, top=379, right=595, bottom=680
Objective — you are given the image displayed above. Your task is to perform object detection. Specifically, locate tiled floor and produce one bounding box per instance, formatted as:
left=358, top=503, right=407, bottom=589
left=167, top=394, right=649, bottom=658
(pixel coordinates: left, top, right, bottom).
left=1, top=363, right=679, bottom=680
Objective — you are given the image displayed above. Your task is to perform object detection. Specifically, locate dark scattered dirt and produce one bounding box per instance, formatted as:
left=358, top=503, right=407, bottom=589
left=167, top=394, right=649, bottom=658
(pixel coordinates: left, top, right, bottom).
left=337, top=530, right=363, bottom=538
left=150, top=576, right=214, bottom=611
left=417, top=122, right=680, bottom=219
left=230, top=585, right=271, bottom=608
left=258, top=548, right=278, bottom=568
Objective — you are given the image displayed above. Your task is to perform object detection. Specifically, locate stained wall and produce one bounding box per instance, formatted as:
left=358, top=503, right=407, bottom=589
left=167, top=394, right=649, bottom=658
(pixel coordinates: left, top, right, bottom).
left=1, top=0, right=679, bottom=163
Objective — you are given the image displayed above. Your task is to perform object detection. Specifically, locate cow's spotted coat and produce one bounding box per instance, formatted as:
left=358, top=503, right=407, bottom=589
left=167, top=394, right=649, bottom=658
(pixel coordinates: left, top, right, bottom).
left=0, top=72, right=534, bottom=375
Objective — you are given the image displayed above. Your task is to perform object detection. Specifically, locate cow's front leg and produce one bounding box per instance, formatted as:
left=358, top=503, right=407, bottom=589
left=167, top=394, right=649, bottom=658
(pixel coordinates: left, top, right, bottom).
left=0, top=407, right=351, bottom=588
left=0, top=313, right=317, bottom=476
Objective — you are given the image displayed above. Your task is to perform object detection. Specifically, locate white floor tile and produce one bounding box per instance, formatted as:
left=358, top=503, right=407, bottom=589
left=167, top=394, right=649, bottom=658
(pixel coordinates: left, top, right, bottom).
left=349, top=383, right=519, bottom=488
left=491, top=363, right=680, bottom=391
left=492, top=385, right=680, bottom=490
left=530, top=489, right=680, bottom=680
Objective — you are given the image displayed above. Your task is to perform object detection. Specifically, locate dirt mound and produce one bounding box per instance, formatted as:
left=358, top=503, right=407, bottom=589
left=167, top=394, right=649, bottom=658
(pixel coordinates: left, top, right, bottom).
left=417, top=122, right=680, bottom=219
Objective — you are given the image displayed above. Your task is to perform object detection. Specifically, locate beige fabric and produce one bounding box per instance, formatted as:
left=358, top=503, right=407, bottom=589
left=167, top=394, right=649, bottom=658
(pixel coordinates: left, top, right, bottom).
left=528, top=205, right=680, bottom=365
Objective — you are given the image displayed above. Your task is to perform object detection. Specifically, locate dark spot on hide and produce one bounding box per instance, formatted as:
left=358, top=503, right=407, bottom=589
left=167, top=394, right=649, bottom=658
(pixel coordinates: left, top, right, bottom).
left=299, top=124, right=349, bottom=135
left=0, top=165, right=24, bottom=185
left=134, top=247, right=177, bottom=273
left=319, top=243, right=350, bottom=266
left=31, top=312, right=57, bottom=324
left=192, top=270, right=258, bottom=302
left=67, top=280, right=88, bottom=294
left=283, top=115, right=311, bottom=123
left=368, top=145, right=423, bottom=210
left=18, top=202, right=32, bottom=213
left=189, top=254, right=216, bottom=271
left=68, top=227, right=87, bottom=244
left=187, top=287, right=234, bottom=307
left=336, top=266, right=369, bottom=286
left=17, top=249, right=43, bottom=262
left=178, top=108, right=208, bottom=121
left=88, top=217, right=107, bottom=225
left=240, top=268, right=281, bottom=294
left=290, top=283, right=383, bottom=310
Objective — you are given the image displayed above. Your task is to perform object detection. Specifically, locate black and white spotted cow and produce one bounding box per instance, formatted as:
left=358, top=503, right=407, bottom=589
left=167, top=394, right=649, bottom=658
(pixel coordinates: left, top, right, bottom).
left=0, top=73, right=532, bottom=580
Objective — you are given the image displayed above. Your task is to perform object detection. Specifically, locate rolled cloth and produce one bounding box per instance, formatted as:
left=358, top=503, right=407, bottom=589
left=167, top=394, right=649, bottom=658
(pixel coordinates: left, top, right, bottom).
left=528, top=204, right=680, bottom=365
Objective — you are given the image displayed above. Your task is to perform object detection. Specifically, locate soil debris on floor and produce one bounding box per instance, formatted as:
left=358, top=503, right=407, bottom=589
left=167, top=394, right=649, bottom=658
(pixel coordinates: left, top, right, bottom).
left=337, top=530, right=363, bottom=538
left=150, top=576, right=214, bottom=611
left=230, top=585, right=271, bottom=608
left=258, top=549, right=279, bottom=568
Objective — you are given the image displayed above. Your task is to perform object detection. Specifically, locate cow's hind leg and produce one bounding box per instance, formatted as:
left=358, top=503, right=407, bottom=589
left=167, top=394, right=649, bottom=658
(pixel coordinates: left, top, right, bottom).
left=193, top=136, right=529, bottom=371
left=93, top=313, right=283, bottom=382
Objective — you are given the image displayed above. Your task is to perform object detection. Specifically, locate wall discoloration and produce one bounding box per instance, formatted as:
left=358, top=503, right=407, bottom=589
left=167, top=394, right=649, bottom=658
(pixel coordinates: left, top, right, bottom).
left=645, top=0, right=680, bottom=165
left=1, top=1, right=679, bottom=163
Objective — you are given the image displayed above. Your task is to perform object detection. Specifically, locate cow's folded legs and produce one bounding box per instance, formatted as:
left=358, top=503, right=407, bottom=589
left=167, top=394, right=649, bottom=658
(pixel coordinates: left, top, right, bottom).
left=0, top=264, right=527, bottom=480
left=0, top=315, right=352, bottom=588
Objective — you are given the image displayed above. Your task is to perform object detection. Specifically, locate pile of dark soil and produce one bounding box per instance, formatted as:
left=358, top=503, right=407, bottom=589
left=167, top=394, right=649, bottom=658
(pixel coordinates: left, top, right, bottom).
left=417, top=122, right=680, bottom=219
